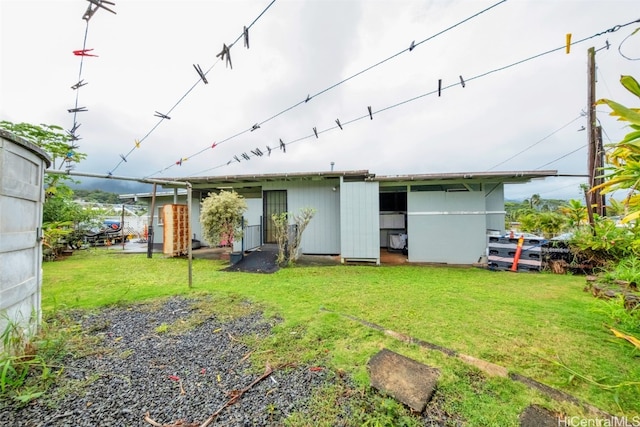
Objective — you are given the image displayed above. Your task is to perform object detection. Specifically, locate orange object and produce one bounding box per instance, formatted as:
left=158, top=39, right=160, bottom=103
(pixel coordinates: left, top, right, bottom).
left=510, top=235, right=525, bottom=272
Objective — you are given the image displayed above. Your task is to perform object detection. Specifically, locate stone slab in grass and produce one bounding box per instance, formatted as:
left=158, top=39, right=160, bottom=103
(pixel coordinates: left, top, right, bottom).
left=519, top=404, right=561, bottom=427
left=367, top=348, right=440, bottom=412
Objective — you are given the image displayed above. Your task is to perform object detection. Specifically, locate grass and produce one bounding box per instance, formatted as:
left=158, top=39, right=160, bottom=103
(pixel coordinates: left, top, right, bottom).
left=39, top=248, right=640, bottom=425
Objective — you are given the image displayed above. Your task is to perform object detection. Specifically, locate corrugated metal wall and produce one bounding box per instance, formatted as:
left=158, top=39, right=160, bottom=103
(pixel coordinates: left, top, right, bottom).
left=408, top=190, right=486, bottom=264
left=340, top=179, right=380, bottom=262
left=264, top=180, right=340, bottom=254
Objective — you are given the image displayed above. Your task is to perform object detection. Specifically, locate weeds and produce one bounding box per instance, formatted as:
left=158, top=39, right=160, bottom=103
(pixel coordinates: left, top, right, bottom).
left=604, top=256, right=640, bottom=287
left=0, top=310, right=93, bottom=406
left=595, top=295, right=640, bottom=334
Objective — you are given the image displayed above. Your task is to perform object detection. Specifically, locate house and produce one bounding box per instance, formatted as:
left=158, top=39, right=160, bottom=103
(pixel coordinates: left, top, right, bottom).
left=122, top=169, right=557, bottom=265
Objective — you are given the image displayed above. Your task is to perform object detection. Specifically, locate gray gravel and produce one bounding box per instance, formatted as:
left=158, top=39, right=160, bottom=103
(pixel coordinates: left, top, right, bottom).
left=0, top=297, right=328, bottom=427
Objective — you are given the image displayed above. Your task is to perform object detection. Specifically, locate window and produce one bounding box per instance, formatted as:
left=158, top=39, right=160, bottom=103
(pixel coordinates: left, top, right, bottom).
left=157, top=207, right=164, bottom=226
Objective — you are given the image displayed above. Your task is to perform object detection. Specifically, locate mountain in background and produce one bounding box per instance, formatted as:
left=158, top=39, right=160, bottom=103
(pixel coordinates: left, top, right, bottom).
left=71, top=177, right=154, bottom=196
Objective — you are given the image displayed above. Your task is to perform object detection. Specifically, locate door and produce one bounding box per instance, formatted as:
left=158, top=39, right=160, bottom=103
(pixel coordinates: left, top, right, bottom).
left=263, top=190, right=287, bottom=243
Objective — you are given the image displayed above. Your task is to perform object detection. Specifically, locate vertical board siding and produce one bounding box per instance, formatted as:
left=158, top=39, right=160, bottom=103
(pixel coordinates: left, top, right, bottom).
left=408, top=191, right=486, bottom=264
left=340, top=180, right=380, bottom=261
left=264, top=180, right=340, bottom=254
left=484, top=183, right=505, bottom=233
left=0, top=134, right=48, bottom=342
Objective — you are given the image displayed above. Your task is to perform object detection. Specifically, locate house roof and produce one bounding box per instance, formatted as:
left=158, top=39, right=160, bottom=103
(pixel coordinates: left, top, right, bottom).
left=154, top=169, right=558, bottom=189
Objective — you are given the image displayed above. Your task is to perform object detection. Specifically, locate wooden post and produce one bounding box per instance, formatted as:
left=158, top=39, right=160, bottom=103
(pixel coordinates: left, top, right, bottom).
left=187, top=182, right=193, bottom=288
left=587, top=47, right=597, bottom=216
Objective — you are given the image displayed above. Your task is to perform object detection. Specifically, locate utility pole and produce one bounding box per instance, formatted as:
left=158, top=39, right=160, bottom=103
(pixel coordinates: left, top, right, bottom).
left=587, top=47, right=606, bottom=219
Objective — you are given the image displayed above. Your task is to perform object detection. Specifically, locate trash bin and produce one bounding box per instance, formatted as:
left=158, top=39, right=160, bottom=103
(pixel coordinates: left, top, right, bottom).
left=230, top=252, right=243, bottom=265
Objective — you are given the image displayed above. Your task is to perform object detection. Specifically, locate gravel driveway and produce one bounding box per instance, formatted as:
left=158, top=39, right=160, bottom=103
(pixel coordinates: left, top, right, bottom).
left=1, top=297, right=328, bottom=427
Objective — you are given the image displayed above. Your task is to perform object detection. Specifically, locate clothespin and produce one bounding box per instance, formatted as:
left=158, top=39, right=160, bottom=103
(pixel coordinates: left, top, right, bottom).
left=119, top=154, right=127, bottom=162
left=234, top=155, right=241, bottom=163
left=83, top=3, right=98, bottom=20
left=409, top=40, right=416, bottom=51
left=250, top=123, right=260, bottom=132
left=176, top=158, right=183, bottom=166
left=154, top=111, right=171, bottom=120
left=367, top=106, right=373, bottom=120
left=107, top=171, right=113, bottom=177
left=459, top=75, right=465, bottom=88
left=211, top=142, right=217, bottom=149
left=134, top=139, right=141, bottom=148
left=565, top=33, right=572, bottom=54
left=252, top=148, right=263, bottom=156
left=66, top=151, right=74, bottom=159
left=193, top=64, right=208, bottom=84
left=335, top=119, right=343, bottom=130
left=279, top=139, right=286, bottom=153
left=86, top=0, right=116, bottom=15
left=71, top=80, right=87, bottom=90
left=227, top=160, right=232, bottom=165
left=267, top=146, right=272, bottom=156
left=241, top=152, right=250, bottom=160
left=605, top=40, right=610, bottom=50
left=216, top=44, right=232, bottom=69
left=68, top=107, right=88, bottom=113
left=305, top=94, right=311, bottom=103
left=68, top=122, right=81, bottom=134
left=243, top=26, right=249, bottom=49
left=438, top=79, right=442, bottom=97
left=73, top=49, right=98, bottom=57
left=313, top=127, right=318, bottom=138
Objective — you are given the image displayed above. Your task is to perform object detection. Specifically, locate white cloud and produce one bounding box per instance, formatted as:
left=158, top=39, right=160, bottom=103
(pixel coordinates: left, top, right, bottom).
left=1, top=0, right=638, bottom=200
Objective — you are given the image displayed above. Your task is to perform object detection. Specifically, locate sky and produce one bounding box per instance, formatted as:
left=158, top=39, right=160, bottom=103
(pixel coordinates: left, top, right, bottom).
left=1, top=0, right=639, bottom=200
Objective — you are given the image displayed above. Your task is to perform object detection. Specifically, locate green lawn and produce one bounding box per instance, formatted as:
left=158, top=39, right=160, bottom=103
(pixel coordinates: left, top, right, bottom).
left=42, top=249, right=640, bottom=425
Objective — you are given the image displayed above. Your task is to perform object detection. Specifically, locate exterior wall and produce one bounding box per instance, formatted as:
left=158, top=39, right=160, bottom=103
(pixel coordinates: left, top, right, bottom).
left=484, top=183, right=505, bottom=234
left=340, top=179, right=380, bottom=263
left=234, top=197, right=262, bottom=252
left=263, top=180, right=340, bottom=254
left=0, top=132, right=50, bottom=342
left=407, top=189, right=486, bottom=264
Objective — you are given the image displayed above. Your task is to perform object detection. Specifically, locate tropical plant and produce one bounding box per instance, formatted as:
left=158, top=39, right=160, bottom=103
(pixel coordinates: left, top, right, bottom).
left=593, top=75, right=640, bottom=224
left=0, top=121, right=85, bottom=169
left=569, top=217, right=640, bottom=267
left=518, top=211, right=566, bottom=238
left=199, top=190, right=247, bottom=247
left=559, top=199, right=587, bottom=228
left=271, top=208, right=316, bottom=267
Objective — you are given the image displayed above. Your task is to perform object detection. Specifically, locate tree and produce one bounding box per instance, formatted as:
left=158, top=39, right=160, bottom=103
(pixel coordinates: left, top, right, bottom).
left=593, top=75, right=640, bottom=224
left=0, top=121, right=85, bottom=169
left=558, top=199, right=587, bottom=228
left=199, top=191, right=247, bottom=247
left=272, top=208, right=316, bottom=267
left=0, top=121, right=97, bottom=260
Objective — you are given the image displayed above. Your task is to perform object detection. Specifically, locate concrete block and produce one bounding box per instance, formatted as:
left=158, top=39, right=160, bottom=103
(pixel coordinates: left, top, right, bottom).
left=367, top=348, right=440, bottom=412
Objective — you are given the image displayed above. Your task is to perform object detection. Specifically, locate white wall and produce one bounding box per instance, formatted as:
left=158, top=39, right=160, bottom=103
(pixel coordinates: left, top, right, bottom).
left=340, top=179, right=380, bottom=263
left=408, top=190, right=487, bottom=264
left=264, top=179, right=341, bottom=254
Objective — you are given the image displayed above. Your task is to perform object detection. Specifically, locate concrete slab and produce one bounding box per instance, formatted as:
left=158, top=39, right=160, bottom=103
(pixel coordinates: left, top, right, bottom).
left=367, top=349, right=440, bottom=412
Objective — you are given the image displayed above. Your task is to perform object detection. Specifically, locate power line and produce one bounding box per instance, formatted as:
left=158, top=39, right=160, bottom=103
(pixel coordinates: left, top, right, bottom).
left=535, top=145, right=586, bottom=170
left=487, top=115, right=584, bottom=171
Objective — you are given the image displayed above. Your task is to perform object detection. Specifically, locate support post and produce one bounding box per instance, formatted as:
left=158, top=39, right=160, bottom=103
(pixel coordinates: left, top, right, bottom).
left=147, top=183, right=157, bottom=258
left=187, top=182, right=193, bottom=288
